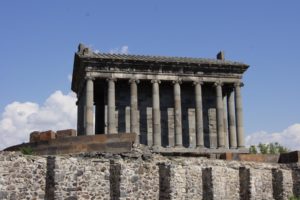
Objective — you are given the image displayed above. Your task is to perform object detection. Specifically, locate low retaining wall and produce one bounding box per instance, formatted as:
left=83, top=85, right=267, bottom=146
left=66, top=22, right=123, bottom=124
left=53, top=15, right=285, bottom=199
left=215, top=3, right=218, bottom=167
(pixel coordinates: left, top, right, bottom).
left=4, top=133, right=136, bottom=155
left=1, top=150, right=300, bottom=200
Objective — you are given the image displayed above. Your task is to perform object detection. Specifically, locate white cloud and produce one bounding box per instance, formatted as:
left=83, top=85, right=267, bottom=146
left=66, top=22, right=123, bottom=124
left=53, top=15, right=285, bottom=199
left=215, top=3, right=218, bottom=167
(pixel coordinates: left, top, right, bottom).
left=68, top=74, right=72, bottom=82
left=109, top=45, right=129, bottom=54
left=0, top=90, right=77, bottom=150
left=246, top=123, right=300, bottom=150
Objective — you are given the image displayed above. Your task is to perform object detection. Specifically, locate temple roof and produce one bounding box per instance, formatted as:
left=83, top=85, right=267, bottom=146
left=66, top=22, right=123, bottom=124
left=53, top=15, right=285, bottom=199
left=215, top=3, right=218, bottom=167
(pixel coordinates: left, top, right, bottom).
left=76, top=43, right=248, bottom=67
left=77, top=51, right=248, bottom=67
left=72, top=44, right=250, bottom=93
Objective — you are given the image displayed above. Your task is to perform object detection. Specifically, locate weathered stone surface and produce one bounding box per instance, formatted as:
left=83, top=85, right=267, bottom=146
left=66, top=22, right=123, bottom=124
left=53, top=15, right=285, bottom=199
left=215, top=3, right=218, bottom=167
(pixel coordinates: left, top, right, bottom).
left=224, top=153, right=280, bottom=163
left=5, top=133, right=136, bottom=155
left=0, top=151, right=46, bottom=200
left=117, top=159, right=159, bottom=200
left=279, top=151, right=300, bottom=163
left=248, top=168, right=273, bottom=199
left=29, top=131, right=40, bottom=142
left=39, top=130, right=56, bottom=141
left=1, top=149, right=300, bottom=200
left=56, top=129, right=77, bottom=138
left=53, top=156, right=110, bottom=200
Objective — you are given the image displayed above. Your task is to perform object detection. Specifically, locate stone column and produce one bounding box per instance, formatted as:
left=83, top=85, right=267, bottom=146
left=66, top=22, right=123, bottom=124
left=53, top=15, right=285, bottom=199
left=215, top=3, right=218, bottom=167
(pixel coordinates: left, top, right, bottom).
left=152, top=79, right=161, bottom=147
left=76, top=98, right=82, bottom=136
left=215, top=82, right=225, bottom=148
left=107, top=78, right=116, bottom=134
left=235, top=82, right=245, bottom=148
left=194, top=81, right=204, bottom=147
left=85, top=76, right=94, bottom=135
left=227, top=88, right=237, bottom=148
left=173, top=80, right=182, bottom=147
left=129, top=79, right=139, bottom=143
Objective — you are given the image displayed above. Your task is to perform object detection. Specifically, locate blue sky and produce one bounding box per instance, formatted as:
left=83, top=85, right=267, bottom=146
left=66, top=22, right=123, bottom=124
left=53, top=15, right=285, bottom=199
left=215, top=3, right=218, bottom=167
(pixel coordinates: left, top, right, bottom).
left=0, top=1, right=300, bottom=149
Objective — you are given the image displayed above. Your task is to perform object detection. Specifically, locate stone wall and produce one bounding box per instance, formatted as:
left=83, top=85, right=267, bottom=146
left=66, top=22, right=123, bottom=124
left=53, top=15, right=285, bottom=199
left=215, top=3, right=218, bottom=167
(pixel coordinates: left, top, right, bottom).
left=0, top=152, right=46, bottom=200
left=1, top=150, right=300, bottom=200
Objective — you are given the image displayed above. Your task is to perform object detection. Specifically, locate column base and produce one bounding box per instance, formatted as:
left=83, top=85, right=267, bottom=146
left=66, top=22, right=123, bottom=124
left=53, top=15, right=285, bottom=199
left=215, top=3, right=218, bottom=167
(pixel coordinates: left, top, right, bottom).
left=196, top=145, right=205, bottom=149
left=174, top=145, right=183, bottom=148
left=151, top=145, right=162, bottom=151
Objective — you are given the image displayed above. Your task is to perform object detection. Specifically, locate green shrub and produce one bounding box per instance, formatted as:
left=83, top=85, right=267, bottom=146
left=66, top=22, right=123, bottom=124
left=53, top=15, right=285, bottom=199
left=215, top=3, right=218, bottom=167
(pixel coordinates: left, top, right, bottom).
left=249, top=145, right=257, bottom=154
left=20, top=146, right=34, bottom=155
left=289, top=196, right=300, bottom=200
left=249, top=142, right=290, bottom=154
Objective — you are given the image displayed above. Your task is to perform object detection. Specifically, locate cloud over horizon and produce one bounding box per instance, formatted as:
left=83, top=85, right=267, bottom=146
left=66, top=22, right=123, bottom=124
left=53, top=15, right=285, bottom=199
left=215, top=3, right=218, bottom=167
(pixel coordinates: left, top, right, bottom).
left=1, top=89, right=299, bottom=151
left=246, top=123, right=300, bottom=150
left=0, top=90, right=77, bottom=150
left=109, top=45, right=129, bottom=54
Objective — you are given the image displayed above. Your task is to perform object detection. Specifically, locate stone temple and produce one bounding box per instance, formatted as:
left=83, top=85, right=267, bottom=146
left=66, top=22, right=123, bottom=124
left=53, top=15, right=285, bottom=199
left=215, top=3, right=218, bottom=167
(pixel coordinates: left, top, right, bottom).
left=4, top=44, right=300, bottom=200
left=72, top=44, right=249, bottom=152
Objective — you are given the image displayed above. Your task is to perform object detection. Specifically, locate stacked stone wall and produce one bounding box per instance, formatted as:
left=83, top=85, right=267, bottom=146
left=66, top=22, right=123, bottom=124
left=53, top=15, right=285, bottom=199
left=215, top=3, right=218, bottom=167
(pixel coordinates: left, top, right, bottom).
left=1, top=151, right=300, bottom=200
left=52, top=156, right=110, bottom=199
left=0, top=152, right=46, bottom=200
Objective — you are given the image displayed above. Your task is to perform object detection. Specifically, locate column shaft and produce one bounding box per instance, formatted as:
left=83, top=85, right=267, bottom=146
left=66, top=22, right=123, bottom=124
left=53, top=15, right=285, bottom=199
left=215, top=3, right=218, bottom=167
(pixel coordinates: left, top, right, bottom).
left=215, top=82, right=225, bottom=148
left=76, top=98, right=82, bottom=135
left=227, top=89, right=237, bottom=148
left=235, top=83, right=245, bottom=148
left=194, top=82, right=204, bottom=147
left=130, top=79, right=139, bottom=143
left=107, top=78, right=116, bottom=134
left=174, top=81, right=182, bottom=146
left=85, top=77, right=94, bottom=135
left=152, top=80, right=161, bottom=146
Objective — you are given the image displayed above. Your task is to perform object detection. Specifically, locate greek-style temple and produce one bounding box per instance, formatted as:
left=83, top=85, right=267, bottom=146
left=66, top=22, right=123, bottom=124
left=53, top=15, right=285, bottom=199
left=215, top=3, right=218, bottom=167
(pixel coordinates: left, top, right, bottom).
left=71, top=44, right=249, bottom=152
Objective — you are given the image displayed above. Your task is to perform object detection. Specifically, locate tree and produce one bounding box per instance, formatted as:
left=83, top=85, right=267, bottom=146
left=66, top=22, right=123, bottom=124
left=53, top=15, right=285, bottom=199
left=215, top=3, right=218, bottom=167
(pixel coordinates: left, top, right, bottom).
left=251, top=142, right=289, bottom=154
left=249, top=145, right=258, bottom=154
left=258, top=143, right=269, bottom=154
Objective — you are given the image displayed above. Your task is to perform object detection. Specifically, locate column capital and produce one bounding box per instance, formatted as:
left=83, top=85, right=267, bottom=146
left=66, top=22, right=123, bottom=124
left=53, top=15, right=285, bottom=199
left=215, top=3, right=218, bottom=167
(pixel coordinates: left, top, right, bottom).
left=193, top=80, right=204, bottom=86
left=106, top=77, right=117, bottom=82
left=214, top=81, right=223, bottom=87
left=151, top=79, right=161, bottom=84
left=234, top=82, right=244, bottom=87
left=129, top=79, right=140, bottom=84
left=172, top=78, right=182, bottom=85
left=85, top=75, right=95, bottom=81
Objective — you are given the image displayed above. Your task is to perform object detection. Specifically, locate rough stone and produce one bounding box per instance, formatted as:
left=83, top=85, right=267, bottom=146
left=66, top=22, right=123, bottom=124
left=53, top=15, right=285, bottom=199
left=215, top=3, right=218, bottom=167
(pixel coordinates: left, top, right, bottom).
left=56, top=129, right=77, bottom=138
left=0, top=150, right=298, bottom=200
left=38, top=130, right=56, bottom=141
left=29, top=131, right=40, bottom=143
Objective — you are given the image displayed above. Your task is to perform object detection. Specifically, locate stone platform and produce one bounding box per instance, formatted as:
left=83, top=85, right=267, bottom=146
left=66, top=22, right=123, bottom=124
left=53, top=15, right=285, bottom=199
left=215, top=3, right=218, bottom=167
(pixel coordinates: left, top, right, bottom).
left=4, top=133, right=136, bottom=155
left=4, top=131, right=250, bottom=156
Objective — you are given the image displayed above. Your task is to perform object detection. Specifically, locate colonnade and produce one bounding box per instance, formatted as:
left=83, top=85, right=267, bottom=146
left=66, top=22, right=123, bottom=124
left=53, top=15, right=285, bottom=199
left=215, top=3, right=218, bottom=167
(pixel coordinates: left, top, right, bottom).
left=80, top=76, right=245, bottom=149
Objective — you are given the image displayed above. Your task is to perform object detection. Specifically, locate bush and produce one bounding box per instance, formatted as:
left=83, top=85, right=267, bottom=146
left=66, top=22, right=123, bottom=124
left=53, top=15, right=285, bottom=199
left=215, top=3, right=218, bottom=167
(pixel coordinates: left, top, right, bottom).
left=249, top=142, right=289, bottom=154
left=289, top=196, right=300, bottom=200
left=249, top=145, right=258, bottom=154
left=20, top=146, right=34, bottom=155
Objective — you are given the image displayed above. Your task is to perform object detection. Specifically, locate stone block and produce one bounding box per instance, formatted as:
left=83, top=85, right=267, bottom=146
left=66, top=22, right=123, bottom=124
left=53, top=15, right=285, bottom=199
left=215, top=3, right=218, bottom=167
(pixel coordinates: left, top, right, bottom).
left=118, top=160, right=159, bottom=200
left=39, top=130, right=56, bottom=141
left=220, top=152, right=233, bottom=160
left=56, top=129, right=76, bottom=138
left=215, top=167, right=239, bottom=200
left=29, top=131, right=40, bottom=143
left=279, top=151, right=300, bottom=163
left=249, top=168, right=273, bottom=199
left=238, top=154, right=279, bottom=163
